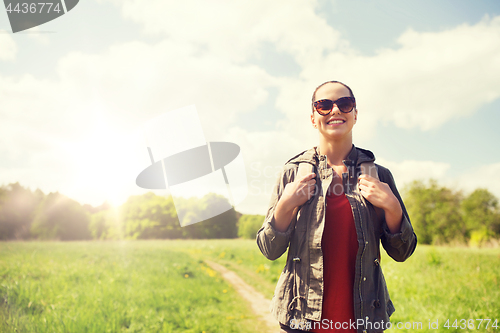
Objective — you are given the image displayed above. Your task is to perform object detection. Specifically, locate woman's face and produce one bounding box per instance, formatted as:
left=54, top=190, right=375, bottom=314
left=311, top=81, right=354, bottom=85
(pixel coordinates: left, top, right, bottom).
left=310, top=82, right=357, bottom=141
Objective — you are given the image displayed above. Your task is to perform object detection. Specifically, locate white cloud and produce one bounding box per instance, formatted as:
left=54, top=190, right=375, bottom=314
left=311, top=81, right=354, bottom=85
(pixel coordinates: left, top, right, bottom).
left=2, top=0, right=500, bottom=212
left=0, top=31, right=17, bottom=60
left=109, top=0, right=343, bottom=64
left=105, top=0, right=500, bottom=135
left=375, top=159, right=500, bottom=202
left=102, top=0, right=352, bottom=141
left=241, top=14, right=500, bottom=145
left=0, top=37, right=278, bottom=206
left=297, top=15, right=500, bottom=132
left=25, top=26, right=51, bottom=44
left=376, top=158, right=451, bottom=190
left=456, top=162, right=500, bottom=199
left=53, top=39, right=277, bottom=139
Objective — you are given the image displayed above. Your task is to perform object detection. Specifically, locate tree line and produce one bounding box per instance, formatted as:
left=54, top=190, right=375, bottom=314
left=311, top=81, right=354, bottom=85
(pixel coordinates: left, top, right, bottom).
left=403, top=179, right=500, bottom=246
left=0, top=182, right=240, bottom=241
left=1, top=180, right=499, bottom=245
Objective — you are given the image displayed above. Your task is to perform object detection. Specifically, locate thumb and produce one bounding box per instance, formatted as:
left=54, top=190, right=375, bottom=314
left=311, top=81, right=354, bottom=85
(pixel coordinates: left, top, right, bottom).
left=301, top=172, right=316, bottom=182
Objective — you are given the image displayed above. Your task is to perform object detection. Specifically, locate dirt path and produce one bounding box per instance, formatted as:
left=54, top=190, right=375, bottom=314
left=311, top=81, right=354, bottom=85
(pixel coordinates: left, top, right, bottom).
left=205, top=260, right=279, bottom=332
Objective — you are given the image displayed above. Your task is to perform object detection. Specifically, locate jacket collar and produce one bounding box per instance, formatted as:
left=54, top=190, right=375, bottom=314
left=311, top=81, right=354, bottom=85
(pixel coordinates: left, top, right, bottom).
left=286, top=145, right=375, bottom=167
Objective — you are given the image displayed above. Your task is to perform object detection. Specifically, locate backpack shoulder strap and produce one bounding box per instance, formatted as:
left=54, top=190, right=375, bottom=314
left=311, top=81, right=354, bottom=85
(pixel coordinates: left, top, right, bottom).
left=296, top=162, right=314, bottom=180
left=360, top=161, right=379, bottom=180
left=360, top=161, right=383, bottom=263
left=290, top=162, right=315, bottom=221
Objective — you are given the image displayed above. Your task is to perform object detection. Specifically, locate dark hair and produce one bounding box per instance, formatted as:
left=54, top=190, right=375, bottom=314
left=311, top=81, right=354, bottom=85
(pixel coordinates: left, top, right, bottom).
left=311, top=81, right=355, bottom=113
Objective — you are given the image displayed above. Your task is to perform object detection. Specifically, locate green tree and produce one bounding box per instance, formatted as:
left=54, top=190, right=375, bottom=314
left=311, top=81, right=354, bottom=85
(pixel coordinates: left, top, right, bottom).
left=0, top=182, right=44, bottom=240
left=461, top=188, right=500, bottom=241
left=89, top=210, right=108, bottom=239
left=88, top=209, right=124, bottom=240
left=403, top=179, right=465, bottom=244
left=178, top=193, right=239, bottom=239
left=237, top=214, right=265, bottom=239
left=31, top=192, right=91, bottom=240
left=120, top=192, right=180, bottom=239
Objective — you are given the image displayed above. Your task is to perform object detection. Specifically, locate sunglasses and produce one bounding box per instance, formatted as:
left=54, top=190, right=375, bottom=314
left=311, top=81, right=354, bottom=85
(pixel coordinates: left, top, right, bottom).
left=313, top=96, right=356, bottom=115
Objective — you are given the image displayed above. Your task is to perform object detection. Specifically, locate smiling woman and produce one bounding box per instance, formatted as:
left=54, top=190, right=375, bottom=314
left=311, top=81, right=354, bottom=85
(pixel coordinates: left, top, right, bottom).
left=257, top=80, right=417, bottom=333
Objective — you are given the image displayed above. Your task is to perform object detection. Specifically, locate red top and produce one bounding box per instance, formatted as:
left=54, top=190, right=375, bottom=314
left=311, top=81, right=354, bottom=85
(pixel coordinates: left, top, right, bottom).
left=311, top=192, right=358, bottom=333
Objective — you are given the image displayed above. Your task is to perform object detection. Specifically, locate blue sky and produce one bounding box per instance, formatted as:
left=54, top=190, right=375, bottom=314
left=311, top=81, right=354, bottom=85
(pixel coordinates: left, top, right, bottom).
left=1, top=0, right=500, bottom=214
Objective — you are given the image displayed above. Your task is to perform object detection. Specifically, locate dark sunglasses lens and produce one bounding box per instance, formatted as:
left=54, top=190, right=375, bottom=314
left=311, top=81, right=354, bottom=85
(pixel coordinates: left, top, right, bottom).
left=315, top=100, right=333, bottom=114
left=337, top=97, right=354, bottom=113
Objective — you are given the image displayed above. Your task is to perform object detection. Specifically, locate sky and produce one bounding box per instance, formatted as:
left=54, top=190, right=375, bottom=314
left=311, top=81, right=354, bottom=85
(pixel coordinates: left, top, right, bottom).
left=1, top=0, right=500, bottom=215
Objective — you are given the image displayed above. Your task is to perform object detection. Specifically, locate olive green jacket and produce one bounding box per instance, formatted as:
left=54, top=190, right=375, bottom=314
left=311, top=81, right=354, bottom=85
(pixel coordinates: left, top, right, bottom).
left=256, top=145, right=417, bottom=333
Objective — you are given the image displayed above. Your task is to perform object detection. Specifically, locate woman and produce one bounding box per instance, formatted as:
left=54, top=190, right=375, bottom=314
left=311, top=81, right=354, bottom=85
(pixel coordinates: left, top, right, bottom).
left=256, top=81, right=417, bottom=333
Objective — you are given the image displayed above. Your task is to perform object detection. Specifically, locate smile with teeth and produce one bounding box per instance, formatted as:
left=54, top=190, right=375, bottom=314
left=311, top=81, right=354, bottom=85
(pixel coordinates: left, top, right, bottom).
left=327, top=119, right=345, bottom=124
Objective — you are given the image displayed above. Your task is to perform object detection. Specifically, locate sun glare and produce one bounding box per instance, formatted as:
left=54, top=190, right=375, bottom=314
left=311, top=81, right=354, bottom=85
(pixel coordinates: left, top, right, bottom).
left=61, top=115, right=147, bottom=208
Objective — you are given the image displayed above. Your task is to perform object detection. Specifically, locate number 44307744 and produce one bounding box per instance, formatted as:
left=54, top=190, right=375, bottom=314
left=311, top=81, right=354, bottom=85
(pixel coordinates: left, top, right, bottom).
left=444, top=319, right=499, bottom=330
left=6, top=3, right=62, bottom=14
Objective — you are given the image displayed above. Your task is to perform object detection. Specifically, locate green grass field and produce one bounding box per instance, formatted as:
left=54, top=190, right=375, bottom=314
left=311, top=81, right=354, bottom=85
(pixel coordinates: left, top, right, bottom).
left=1, top=240, right=499, bottom=332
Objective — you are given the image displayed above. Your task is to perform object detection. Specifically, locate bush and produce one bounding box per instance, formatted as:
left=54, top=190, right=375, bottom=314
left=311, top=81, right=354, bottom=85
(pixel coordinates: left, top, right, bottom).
left=237, top=214, right=265, bottom=239
left=468, top=227, right=495, bottom=247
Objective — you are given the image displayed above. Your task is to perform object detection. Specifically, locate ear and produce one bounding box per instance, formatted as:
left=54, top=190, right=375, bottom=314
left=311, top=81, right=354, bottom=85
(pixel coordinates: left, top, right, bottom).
left=354, top=109, right=358, bottom=123
left=311, top=113, right=317, bottom=128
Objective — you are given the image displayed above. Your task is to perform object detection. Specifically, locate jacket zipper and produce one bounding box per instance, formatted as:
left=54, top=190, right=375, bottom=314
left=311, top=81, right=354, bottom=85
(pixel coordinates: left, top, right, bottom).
left=345, top=164, right=366, bottom=329
left=362, top=199, right=382, bottom=315
left=355, top=197, right=365, bottom=330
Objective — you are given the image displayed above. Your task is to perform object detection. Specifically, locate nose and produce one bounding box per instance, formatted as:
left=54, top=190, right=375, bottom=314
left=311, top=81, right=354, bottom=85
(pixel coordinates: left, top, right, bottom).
left=331, top=104, right=342, bottom=114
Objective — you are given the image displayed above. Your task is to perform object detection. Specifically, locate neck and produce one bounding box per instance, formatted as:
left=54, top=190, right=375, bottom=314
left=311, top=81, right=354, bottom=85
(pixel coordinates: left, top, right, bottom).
left=318, top=135, right=353, bottom=166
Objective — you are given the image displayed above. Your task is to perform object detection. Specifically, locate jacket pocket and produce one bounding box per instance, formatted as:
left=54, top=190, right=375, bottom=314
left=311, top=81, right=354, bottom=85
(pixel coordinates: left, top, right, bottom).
left=378, top=268, right=395, bottom=318
left=386, top=298, right=395, bottom=317
left=274, top=263, right=293, bottom=306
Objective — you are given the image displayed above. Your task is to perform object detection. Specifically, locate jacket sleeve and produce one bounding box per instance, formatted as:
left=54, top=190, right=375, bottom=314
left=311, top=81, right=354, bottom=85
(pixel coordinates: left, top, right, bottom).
left=378, top=165, right=417, bottom=262
left=256, top=165, right=297, bottom=261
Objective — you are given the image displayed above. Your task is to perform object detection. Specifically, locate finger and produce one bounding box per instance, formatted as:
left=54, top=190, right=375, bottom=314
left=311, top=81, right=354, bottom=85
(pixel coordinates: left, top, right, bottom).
left=359, top=187, right=374, bottom=198
left=358, top=184, right=368, bottom=193
left=359, top=176, right=378, bottom=187
left=308, top=186, right=316, bottom=197
left=358, top=178, right=371, bottom=187
left=300, top=173, right=316, bottom=182
left=358, top=174, right=375, bottom=182
left=359, top=183, right=373, bottom=195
